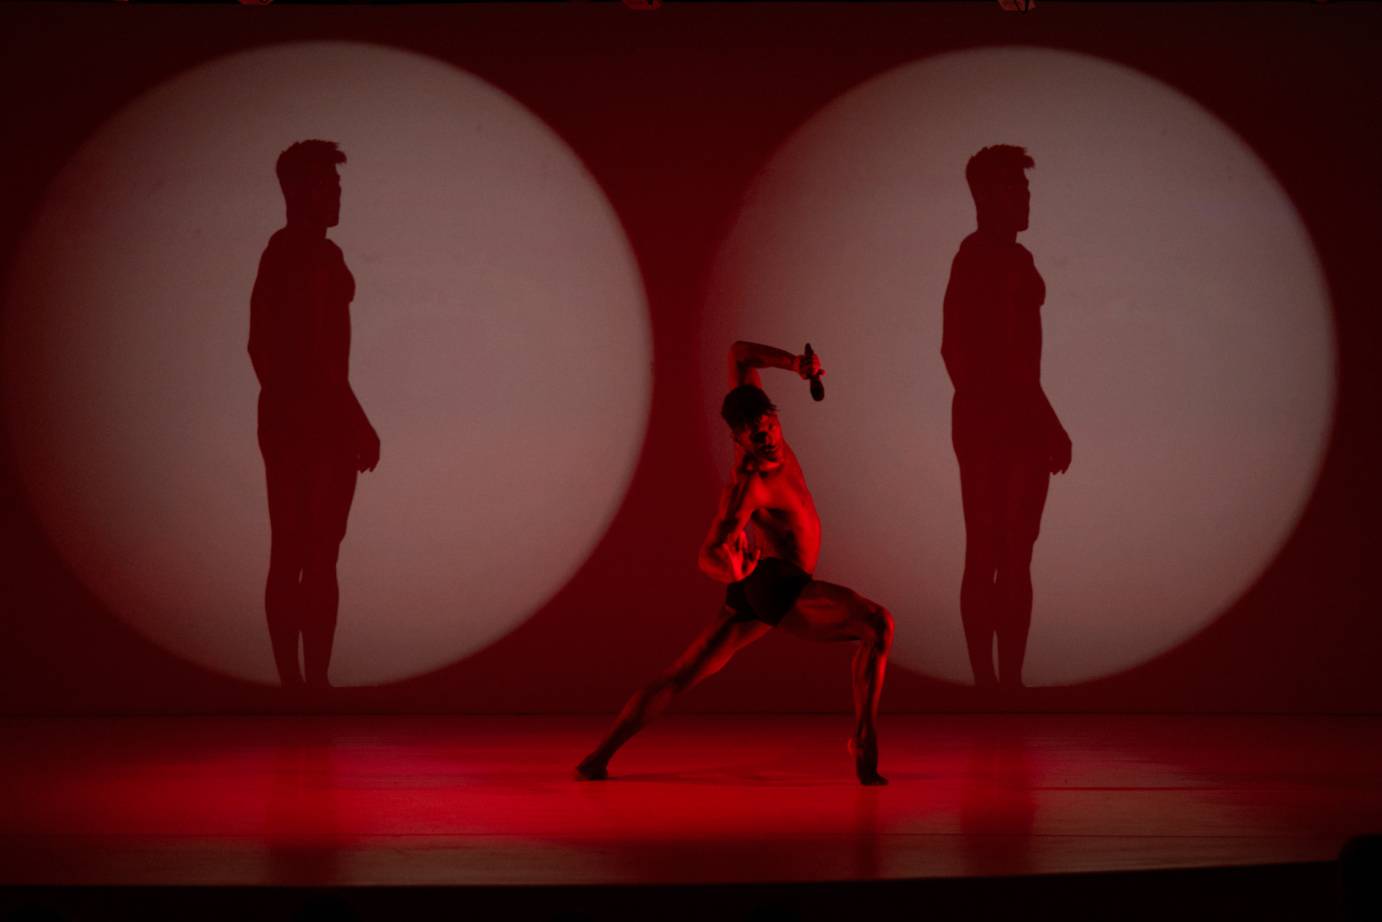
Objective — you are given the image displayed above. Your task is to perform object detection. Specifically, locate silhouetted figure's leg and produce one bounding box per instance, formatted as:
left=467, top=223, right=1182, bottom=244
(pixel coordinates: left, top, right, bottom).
left=301, top=545, right=340, bottom=690
left=994, top=460, right=1049, bottom=691
left=265, top=554, right=305, bottom=687
left=960, top=544, right=999, bottom=688
left=264, top=449, right=308, bottom=688
left=994, top=546, right=1033, bottom=690
left=300, top=460, right=357, bottom=690
left=576, top=614, right=771, bottom=779
left=958, top=454, right=1001, bottom=688
left=779, top=582, right=894, bottom=785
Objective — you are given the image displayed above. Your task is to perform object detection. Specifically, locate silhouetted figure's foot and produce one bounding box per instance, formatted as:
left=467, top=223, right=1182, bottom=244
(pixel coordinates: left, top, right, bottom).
left=574, top=755, right=609, bottom=781
left=848, top=737, right=888, bottom=786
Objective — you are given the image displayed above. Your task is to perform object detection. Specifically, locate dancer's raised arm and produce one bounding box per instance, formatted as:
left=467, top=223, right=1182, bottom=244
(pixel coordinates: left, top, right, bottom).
left=728, top=340, right=822, bottom=389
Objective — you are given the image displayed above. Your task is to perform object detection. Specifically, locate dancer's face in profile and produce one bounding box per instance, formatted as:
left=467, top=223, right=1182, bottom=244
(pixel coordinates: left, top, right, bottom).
left=979, top=171, right=1030, bottom=235
left=734, top=413, right=783, bottom=468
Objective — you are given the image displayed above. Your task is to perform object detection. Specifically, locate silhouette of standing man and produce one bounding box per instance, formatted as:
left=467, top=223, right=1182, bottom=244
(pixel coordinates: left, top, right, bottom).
left=249, top=140, right=380, bottom=690
left=942, top=145, right=1071, bottom=691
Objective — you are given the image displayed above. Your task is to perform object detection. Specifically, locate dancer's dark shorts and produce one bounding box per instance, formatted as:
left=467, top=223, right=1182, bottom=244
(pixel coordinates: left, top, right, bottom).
left=725, top=557, right=813, bottom=627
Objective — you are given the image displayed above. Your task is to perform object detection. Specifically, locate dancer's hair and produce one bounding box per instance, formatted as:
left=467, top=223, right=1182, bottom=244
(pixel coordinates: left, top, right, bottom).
left=721, top=385, right=778, bottom=432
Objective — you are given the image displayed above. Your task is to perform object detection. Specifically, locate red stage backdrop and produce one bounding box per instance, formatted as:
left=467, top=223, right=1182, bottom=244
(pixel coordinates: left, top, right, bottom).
left=0, top=2, right=1376, bottom=714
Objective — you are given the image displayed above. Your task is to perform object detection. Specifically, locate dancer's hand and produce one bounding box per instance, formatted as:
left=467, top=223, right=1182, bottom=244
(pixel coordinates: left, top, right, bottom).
left=796, top=350, right=824, bottom=381
left=725, top=531, right=761, bottom=582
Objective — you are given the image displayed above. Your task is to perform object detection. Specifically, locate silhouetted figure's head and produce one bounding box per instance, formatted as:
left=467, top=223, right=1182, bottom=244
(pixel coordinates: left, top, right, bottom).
left=722, top=384, right=783, bottom=467
left=277, top=139, right=345, bottom=231
left=966, top=144, right=1033, bottom=238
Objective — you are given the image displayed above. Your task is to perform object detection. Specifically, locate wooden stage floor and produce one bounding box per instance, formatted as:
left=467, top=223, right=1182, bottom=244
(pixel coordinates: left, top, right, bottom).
left=1, top=713, right=1379, bottom=892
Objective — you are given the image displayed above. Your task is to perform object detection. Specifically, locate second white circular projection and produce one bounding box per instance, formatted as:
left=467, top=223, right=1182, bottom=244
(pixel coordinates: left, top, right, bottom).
left=704, top=48, right=1334, bottom=686
left=4, top=43, right=651, bottom=685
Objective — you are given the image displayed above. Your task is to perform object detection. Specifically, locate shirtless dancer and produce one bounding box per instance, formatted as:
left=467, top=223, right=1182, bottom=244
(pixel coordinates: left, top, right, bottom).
left=576, top=341, right=894, bottom=785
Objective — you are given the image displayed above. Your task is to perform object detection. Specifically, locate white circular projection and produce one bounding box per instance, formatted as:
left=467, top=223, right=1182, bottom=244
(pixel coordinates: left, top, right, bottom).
left=704, top=48, right=1334, bottom=686
left=4, top=42, right=651, bottom=685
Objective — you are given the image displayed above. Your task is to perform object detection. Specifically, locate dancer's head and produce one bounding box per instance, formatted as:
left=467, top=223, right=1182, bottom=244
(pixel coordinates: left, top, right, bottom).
left=722, top=384, right=783, bottom=466
left=277, top=139, right=346, bottom=230
left=966, top=144, right=1033, bottom=236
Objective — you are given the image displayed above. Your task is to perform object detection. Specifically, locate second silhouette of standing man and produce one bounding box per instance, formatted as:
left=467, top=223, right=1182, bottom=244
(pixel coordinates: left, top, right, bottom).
left=249, top=140, right=380, bottom=690
left=942, top=145, right=1071, bottom=692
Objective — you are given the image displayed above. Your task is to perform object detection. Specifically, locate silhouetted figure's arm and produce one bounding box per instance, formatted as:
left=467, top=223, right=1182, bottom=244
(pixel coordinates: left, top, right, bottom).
left=346, top=386, right=380, bottom=473
left=941, top=239, right=1010, bottom=398
left=1037, top=388, right=1071, bottom=474
left=248, top=243, right=285, bottom=392
left=940, top=249, right=981, bottom=396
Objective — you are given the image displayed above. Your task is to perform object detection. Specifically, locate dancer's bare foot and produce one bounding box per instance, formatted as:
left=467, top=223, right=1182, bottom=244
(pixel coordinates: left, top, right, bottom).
left=574, top=754, right=609, bottom=781
left=848, top=736, right=888, bottom=786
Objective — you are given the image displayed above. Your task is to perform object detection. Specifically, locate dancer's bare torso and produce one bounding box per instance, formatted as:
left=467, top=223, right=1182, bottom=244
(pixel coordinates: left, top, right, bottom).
left=730, top=440, right=821, bottom=575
